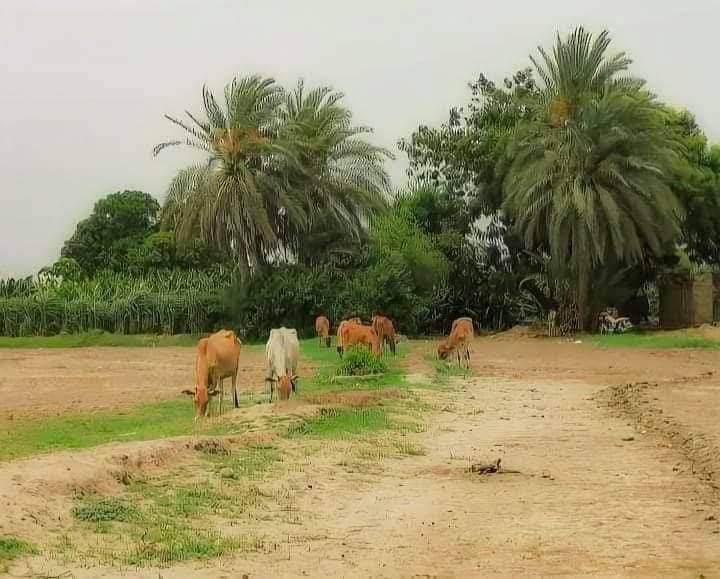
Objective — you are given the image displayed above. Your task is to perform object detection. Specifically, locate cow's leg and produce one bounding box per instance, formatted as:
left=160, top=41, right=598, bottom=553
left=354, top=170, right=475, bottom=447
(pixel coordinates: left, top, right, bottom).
left=218, top=377, right=225, bottom=416
left=232, top=370, right=239, bottom=409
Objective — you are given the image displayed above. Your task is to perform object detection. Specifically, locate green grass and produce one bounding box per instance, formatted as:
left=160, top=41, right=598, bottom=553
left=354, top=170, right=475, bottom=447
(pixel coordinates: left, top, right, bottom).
left=0, top=400, right=228, bottom=462
left=0, top=332, right=203, bottom=348
left=0, top=537, right=37, bottom=568
left=591, top=332, right=720, bottom=350
left=206, top=445, right=280, bottom=480
left=288, top=407, right=391, bottom=439
left=72, top=497, right=139, bottom=523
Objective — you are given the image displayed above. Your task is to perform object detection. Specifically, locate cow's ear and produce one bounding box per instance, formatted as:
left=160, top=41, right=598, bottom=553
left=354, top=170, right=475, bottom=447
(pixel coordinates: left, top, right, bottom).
left=291, top=375, right=299, bottom=383
left=181, top=389, right=195, bottom=396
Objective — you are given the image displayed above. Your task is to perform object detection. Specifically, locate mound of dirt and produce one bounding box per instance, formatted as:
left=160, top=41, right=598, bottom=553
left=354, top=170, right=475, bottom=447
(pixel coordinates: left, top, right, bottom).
left=0, top=439, right=193, bottom=543
left=490, top=325, right=546, bottom=340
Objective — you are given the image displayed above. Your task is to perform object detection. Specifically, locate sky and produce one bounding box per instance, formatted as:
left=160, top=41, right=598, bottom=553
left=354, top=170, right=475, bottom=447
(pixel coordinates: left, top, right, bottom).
left=1, top=0, right=718, bottom=276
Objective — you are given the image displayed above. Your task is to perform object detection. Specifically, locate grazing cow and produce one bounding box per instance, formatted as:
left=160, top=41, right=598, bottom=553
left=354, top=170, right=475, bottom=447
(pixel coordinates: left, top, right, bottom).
left=372, top=315, right=397, bottom=355
left=438, top=317, right=474, bottom=369
left=315, top=315, right=331, bottom=348
left=183, top=330, right=241, bottom=418
left=598, top=311, right=633, bottom=335
left=339, top=321, right=381, bottom=357
left=265, top=327, right=300, bottom=402
left=335, top=317, right=363, bottom=357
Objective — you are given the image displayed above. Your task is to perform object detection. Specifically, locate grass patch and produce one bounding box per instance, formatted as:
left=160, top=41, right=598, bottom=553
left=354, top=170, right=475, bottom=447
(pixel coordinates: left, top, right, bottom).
left=72, top=497, right=138, bottom=523
left=0, top=400, right=229, bottom=462
left=591, top=332, right=720, bottom=350
left=0, top=537, right=36, bottom=568
left=289, top=407, right=390, bottom=439
left=336, top=347, right=388, bottom=376
left=125, top=525, right=251, bottom=567
left=206, top=445, right=280, bottom=480
left=0, top=332, right=203, bottom=349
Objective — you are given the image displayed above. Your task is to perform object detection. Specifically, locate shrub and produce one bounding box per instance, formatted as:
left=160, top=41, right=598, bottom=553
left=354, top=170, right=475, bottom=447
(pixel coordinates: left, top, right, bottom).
left=336, top=347, right=387, bottom=376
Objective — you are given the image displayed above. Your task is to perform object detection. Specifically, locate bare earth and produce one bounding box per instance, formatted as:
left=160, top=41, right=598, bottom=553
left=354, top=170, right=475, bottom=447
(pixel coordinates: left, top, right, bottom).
left=3, top=336, right=720, bottom=577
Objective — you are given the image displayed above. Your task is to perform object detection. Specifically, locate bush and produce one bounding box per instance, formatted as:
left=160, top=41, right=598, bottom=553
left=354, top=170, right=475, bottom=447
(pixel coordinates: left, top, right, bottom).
left=336, top=347, right=387, bottom=376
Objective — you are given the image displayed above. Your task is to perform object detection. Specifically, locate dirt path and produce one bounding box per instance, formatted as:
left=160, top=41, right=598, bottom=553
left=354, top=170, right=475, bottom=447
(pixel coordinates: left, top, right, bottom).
left=217, top=376, right=719, bottom=577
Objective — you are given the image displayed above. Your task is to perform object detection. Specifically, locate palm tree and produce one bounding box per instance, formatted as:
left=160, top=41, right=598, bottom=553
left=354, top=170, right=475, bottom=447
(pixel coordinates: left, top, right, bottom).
left=276, top=80, right=392, bottom=262
left=155, top=75, right=391, bottom=276
left=504, top=27, right=682, bottom=327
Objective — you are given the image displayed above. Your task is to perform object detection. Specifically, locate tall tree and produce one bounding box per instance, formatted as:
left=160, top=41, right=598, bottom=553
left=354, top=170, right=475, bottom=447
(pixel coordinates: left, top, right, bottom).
left=666, top=109, right=720, bottom=265
left=503, top=27, right=682, bottom=326
left=156, top=75, right=391, bottom=275
left=61, top=190, right=160, bottom=274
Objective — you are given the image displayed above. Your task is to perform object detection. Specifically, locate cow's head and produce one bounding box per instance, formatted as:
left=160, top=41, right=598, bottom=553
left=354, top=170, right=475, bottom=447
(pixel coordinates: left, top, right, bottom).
left=196, top=386, right=210, bottom=418
left=278, top=375, right=292, bottom=400
left=437, top=341, right=451, bottom=360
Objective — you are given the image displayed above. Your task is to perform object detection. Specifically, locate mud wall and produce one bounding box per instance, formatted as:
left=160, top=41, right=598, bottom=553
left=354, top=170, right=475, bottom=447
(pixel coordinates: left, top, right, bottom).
left=659, top=273, right=713, bottom=329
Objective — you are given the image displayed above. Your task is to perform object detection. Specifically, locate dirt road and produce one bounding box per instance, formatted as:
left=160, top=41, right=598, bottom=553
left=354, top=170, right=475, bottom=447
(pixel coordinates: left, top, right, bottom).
left=216, top=373, right=720, bottom=577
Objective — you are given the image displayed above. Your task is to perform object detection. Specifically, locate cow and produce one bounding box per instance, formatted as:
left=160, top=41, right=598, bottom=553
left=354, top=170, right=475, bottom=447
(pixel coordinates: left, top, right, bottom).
left=183, top=329, right=241, bottom=419
left=598, top=311, right=633, bottom=335
left=371, top=315, right=397, bottom=355
left=265, top=327, right=300, bottom=402
left=335, top=317, right=363, bottom=357
left=338, top=321, right=381, bottom=357
left=315, top=315, right=331, bottom=348
left=437, top=317, right=474, bottom=369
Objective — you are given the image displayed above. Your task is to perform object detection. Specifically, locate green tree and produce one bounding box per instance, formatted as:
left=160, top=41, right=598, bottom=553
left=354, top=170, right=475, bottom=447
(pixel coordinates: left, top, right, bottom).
left=503, top=27, right=682, bottom=327
left=156, top=75, right=391, bottom=276
left=60, top=190, right=160, bottom=274
left=666, top=110, right=720, bottom=265
left=398, top=69, right=538, bottom=230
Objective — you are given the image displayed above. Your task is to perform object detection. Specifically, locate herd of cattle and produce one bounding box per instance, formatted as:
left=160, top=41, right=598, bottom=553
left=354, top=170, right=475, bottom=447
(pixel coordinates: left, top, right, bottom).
left=184, top=314, right=475, bottom=418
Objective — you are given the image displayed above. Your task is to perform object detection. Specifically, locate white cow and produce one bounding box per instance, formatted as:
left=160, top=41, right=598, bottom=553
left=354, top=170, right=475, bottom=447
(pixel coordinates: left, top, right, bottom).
left=265, top=327, right=300, bottom=401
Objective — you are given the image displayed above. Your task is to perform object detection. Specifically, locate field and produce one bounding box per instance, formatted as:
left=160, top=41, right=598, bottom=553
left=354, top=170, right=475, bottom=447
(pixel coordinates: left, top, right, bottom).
left=1, top=331, right=720, bottom=577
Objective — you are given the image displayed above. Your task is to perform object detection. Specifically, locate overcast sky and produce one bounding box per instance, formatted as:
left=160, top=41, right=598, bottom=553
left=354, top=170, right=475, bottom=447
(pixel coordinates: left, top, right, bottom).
left=1, top=0, right=717, bottom=276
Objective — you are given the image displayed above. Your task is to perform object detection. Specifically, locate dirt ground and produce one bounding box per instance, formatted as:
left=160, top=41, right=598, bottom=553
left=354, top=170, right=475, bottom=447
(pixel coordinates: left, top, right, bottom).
left=3, top=336, right=720, bottom=577
left=0, top=346, right=318, bottom=421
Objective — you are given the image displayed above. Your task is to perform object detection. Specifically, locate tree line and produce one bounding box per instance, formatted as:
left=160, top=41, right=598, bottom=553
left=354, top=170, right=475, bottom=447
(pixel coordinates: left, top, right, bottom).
left=3, top=26, right=720, bottom=338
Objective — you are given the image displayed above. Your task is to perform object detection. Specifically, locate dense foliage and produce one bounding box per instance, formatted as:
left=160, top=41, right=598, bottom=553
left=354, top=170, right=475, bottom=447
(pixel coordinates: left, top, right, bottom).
left=157, top=77, right=391, bottom=277
left=0, top=269, right=230, bottom=336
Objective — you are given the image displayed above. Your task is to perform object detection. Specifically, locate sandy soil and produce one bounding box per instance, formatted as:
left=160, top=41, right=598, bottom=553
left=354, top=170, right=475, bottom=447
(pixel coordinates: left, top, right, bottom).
left=0, top=346, right=316, bottom=421
left=3, top=336, right=720, bottom=577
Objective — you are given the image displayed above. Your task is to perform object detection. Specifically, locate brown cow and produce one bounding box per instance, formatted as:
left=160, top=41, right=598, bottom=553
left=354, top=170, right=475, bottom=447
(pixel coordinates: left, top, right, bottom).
left=438, top=317, right=473, bottom=369
left=372, top=315, right=397, bottom=355
left=183, top=329, right=242, bottom=418
left=340, top=322, right=381, bottom=356
left=335, top=317, right=363, bottom=357
left=315, top=315, right=331, bottom=348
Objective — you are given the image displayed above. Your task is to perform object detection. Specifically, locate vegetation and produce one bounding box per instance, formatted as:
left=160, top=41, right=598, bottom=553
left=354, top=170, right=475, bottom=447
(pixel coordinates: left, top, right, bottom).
left=0, top=269, right=230, bottom=337
left=0, top=400, right=222, bottom=461
left=336, top=347, right=388, bottom=376
left=504, top=28, right=681, bottom=326
left=0, top=537, right=37, bottom=569
left=0, top=332, right=200, bottom=348
left=592, top=332, right=720, bottom=350
left=156, top=76, right=391, bottom=277
left=288, top=407, right=391, bottom=438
